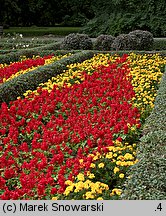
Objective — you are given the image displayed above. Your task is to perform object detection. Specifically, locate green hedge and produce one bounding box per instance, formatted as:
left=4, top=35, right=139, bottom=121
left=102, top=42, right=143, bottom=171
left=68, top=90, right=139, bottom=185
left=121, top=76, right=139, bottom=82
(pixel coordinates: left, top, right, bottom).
left=0, top=51, right=94, bottom=104
left=152, top=39, right=166, bottom=51
left=0, top=42, right=63, bottom=64
left=122, top=68, right=166, bottom=199
left=0, top=42, right=44, bottom=49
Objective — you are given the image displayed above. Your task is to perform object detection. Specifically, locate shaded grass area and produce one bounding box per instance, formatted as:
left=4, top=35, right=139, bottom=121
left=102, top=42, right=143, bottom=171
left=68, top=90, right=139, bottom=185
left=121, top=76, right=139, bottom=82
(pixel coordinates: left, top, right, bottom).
left=3, top=26, right=81, bottom=36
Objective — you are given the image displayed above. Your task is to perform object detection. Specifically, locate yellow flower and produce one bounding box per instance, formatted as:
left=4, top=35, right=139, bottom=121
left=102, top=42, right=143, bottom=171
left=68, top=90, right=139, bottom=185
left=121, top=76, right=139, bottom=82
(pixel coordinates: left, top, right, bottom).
left=113, top=153, right=117, bottom=157
left=85, top=191, right=95, bottom=199
left=77, top=173, right=85, bottom=181
left=87, top=172, right=95, bottom=179
left=90, top=163, right=96, bottom=168
left=64, top=185, right=74, bottom=196
left=84, top=180, right=91, bottom=189
left=79, top=159, right=83, bottom=164
left=110, top=188, right=122, bottom=196
left=113, top=167, right=120, bottom=174
left=119, top=173, right=124, bottom=179
left=124, top=153, right=134, bottom=160
left=74, top=181, right=84, bottom=192
left=65, top=180, right=73, bottom=186
left=116, top=161, right=122, bottom=166
left=97, top=197, right=103, bottom=200
left=98, top=163, right=105, bottom=168
left=52, top=197, right=58, bottom=200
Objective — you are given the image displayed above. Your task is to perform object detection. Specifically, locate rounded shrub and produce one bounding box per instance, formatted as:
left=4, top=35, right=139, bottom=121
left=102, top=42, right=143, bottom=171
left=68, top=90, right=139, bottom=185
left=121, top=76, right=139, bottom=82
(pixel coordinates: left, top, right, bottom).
left=61, top=33, right=93, bottom=50
left=111, top=34, right=134, bottom=50
left=129, top=30, right=154, bottom=50
left=94, top=34, right=115, bottom=51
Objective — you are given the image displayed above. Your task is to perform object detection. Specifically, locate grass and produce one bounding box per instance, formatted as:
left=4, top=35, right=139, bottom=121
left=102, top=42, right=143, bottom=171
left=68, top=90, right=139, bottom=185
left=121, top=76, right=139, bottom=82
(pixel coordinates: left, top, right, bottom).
left=3, top=26, right=81, bottom=37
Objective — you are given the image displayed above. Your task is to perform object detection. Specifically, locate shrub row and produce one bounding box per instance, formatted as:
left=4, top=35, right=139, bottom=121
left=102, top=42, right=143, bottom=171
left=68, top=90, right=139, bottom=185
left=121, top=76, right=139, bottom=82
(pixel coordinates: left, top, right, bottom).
left=122, top=68, right=166, bottom=199
left=153, top=39, right=166, bottom=51
left=61, top=30, right=154, bottom=51
left=0, top=42, right=44, bottom=49
left=1, top=48, right=166, bottom=65
left=0, top=42, right=62, bottom=64
left=112, top=30, right=154, bottom=51
left=0, top=50, right=94, bottom=104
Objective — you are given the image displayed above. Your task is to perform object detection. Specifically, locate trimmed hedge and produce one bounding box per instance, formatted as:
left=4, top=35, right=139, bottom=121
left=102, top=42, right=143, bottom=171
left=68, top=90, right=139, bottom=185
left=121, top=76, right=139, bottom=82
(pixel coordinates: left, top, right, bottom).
left=0, top=49, right=80, bottom=63
left=0, top=51, right=94, bottom=104
left=0, top=42, right=44, bottom=49
left=61, top=33, right=93, bottom=50
left=0, top=42, right=61, bottom=64
left=152, top=39, right=166, bottom=51
left=122, top=68, right=166, bottom=199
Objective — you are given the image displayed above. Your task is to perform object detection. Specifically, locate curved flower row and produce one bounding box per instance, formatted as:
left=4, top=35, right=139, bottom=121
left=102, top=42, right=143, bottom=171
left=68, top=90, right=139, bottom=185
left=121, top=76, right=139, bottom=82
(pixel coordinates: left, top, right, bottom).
left=128, top=53, right=165, bottom=113
left=0, top=55, right=141, bottom=199
left=0, top=54, right=71, bottom=84
left=23, top=53, right=120, bottom=97
left=0, top=55, right=52, bottom=83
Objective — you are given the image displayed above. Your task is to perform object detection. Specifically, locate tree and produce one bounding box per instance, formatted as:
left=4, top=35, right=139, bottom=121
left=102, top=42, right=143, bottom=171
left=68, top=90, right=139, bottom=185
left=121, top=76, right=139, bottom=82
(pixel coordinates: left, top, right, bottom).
left=81, top=0, right=166, bottom=37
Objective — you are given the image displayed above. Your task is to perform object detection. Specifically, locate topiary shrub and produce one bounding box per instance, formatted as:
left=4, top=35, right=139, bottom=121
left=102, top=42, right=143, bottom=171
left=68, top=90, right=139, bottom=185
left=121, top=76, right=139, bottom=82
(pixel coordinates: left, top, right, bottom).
left=61, top=33, right=93, bottom=50
left=111, top=34, right=134, bottom=50
left=94, top=34, right=115, bottom=51
left=129, top=30, right=154, bottom=50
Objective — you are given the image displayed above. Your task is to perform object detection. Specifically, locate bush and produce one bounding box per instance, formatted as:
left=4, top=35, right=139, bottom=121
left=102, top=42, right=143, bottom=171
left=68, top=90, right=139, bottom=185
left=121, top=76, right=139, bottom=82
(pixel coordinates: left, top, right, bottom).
left=129, top=30, right=154, bottom=50
left=111, top=30, right=154, bottom=50
left=111, top=34, right=134, bottom=50
left=122, top=70, right=166, bottom=199
left=94, top=34, right=115, bottom=51
left=61, top=33, right=93, bottom=50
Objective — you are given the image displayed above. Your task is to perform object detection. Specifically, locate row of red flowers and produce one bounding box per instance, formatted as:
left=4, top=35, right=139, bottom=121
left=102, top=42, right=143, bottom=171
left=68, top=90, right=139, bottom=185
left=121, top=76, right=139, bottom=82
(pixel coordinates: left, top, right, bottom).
left=0, top=54, right=141, bottom=199
left=0, top=55, right=53, bottom=83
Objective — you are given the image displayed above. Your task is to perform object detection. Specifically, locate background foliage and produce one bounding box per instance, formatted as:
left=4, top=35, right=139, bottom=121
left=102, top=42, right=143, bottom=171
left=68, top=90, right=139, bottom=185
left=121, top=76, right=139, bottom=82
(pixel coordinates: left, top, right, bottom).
left=81, top=0, right=166, bottom=37
left=0, top=0, right=166, bottom=36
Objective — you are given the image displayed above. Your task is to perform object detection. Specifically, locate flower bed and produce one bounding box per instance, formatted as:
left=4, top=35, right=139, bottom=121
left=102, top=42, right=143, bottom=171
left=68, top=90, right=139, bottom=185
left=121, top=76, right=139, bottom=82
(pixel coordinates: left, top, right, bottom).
left=0, top=53, right=165, bottom=200
left=0, top=54, right=71, bottom=84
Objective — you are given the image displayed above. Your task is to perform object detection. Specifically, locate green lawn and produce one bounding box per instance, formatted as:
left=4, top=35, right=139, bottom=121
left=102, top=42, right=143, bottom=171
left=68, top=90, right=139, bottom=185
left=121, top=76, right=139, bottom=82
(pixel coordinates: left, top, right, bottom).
left=4, top=26, right=81, bottom=37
